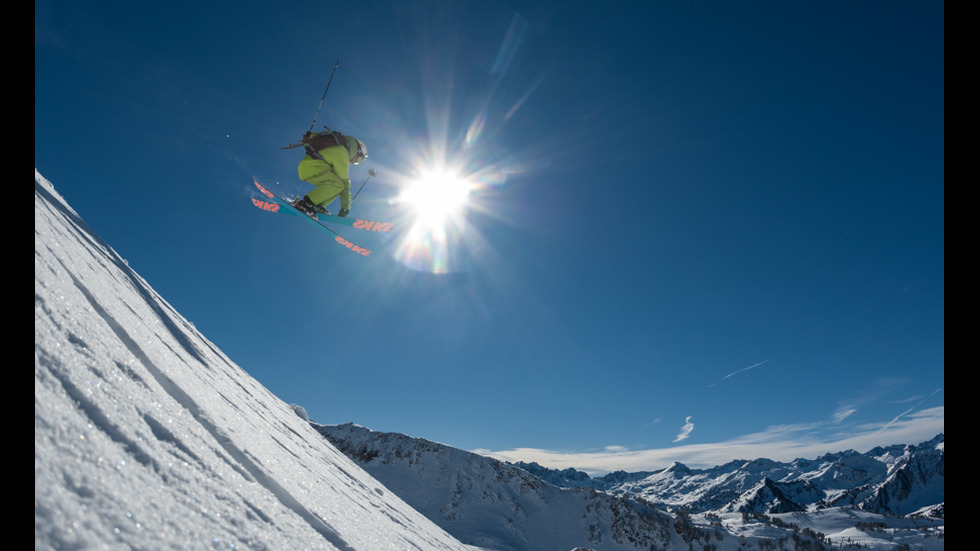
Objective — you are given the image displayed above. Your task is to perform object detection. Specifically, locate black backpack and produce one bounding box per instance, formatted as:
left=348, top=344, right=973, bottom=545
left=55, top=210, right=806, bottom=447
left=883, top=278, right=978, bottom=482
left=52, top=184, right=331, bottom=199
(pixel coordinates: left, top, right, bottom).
left=283, top=130, right=348, bottom=160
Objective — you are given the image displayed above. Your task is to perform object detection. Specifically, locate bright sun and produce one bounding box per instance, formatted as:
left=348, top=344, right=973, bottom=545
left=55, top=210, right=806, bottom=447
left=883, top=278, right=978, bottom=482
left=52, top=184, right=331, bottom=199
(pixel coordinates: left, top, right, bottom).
left=391, top=166, right=475, bottom=273
left=397, top=168, right=471, bottom=228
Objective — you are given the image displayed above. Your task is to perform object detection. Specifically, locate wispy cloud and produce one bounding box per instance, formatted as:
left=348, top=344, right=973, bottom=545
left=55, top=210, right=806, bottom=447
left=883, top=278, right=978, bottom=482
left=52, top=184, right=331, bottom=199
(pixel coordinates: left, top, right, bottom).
left=709, top=359, right=770, bottom=387
left=832, top=381, right=940, bottom=426
left=833, top=406, right=857, bottom=422
left=476, top=406, right=944, bottom=475
left=674, top=416, right=694, bottom=442
left=875, top=388, right=943, bottom=436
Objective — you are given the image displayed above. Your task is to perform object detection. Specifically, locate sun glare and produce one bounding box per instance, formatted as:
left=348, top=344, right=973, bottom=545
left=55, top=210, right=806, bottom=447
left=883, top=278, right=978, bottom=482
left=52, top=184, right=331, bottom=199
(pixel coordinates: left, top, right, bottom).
left=397, top=169, right=471, bottom=228
left=391, top=167, right=476, bottom=273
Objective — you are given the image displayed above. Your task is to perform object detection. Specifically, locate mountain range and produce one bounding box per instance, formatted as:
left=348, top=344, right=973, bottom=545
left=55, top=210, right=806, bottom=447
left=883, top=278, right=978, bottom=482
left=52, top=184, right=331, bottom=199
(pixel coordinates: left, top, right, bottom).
left=515, top=434, right=944, bottom=518
left=317, top=423, right=943, bottom=550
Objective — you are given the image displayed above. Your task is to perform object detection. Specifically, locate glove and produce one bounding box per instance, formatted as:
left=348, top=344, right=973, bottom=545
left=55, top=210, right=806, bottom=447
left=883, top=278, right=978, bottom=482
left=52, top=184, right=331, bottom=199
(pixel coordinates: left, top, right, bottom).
left=338, top=208, right=350, bottom=218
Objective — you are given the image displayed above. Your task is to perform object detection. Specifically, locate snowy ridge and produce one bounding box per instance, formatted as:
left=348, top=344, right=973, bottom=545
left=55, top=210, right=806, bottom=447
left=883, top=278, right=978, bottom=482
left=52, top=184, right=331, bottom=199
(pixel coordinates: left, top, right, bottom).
left=35, top=170, right=468, bottom=550
left=314, top=423, right=687, bottom=551
left=315, top=424, right=855, bottom=551
left=318, top=424, right=944, bottom=551
left=817, top=438, right=945, bottom=516
left=603, top=435, right=944, bottom=518
left=508, top=436, right=946, bottom=518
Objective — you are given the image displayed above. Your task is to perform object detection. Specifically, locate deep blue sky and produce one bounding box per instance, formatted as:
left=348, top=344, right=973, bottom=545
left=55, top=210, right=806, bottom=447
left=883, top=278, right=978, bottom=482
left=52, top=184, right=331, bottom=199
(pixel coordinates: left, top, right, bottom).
left=36, top=0, right=943, bottom=471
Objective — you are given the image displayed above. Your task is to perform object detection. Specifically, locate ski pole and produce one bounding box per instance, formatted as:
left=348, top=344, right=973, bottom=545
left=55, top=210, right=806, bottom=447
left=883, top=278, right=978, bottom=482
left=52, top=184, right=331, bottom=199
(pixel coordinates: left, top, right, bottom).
left=307, top=59, right=340, bottom=133
left=352, top=169, right=377, bottom=202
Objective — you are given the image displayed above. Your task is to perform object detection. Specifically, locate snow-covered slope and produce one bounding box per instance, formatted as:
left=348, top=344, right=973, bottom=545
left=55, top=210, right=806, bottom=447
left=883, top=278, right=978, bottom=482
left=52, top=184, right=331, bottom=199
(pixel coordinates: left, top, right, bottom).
left=35, top=170, right=469, bottom=550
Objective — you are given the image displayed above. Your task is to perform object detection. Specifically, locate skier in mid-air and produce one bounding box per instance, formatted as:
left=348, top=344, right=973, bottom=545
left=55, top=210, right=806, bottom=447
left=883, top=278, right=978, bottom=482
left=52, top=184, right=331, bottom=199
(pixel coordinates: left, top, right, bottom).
left=290, top=128, right=367, bottom=219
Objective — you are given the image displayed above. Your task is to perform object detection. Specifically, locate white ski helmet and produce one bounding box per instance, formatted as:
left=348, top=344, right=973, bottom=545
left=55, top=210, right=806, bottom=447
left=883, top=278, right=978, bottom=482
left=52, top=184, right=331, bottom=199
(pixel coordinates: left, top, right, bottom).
left=351, top=139, right=368, bottom=165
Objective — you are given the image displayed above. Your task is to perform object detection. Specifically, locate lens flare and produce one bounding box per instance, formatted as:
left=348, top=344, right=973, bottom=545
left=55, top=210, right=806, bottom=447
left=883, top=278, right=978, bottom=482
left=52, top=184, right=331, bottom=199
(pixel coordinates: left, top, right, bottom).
left=398, top=169, right=471, bottom=227
left=392, top=167, right=474, bottom=273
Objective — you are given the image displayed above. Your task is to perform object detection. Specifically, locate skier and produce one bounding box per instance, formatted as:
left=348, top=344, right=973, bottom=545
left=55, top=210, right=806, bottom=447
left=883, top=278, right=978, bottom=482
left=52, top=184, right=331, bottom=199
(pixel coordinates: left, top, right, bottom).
left=290, top=128, right=368, bottom=219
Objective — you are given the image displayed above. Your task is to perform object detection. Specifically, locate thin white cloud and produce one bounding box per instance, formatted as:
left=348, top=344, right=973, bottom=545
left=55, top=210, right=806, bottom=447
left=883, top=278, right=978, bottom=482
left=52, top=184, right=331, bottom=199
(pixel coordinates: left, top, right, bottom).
left=709, top=359, right=770, bottom=387
left=833, top=406, right=857, bottom=422
left=476, top=406, right=944, bottom=476
left=674, top=416, right=694, bottom=442
left=875, top=388, right=943, bottom=435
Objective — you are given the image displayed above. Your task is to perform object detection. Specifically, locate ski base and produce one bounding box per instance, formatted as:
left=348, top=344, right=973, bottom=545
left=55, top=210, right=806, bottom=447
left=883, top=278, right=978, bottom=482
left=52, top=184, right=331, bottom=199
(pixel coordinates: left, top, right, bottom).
left=251, top=178, right=374, bottom=257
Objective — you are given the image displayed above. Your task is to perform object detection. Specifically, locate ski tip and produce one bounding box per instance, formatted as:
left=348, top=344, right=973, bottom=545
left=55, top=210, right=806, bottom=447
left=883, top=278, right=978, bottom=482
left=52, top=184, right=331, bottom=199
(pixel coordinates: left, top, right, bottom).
left=253, top=179, right=274, bottom=199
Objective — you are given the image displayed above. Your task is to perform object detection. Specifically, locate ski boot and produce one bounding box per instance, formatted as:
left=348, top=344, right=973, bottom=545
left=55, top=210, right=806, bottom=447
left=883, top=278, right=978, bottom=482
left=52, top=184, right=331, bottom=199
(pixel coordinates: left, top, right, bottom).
left=291, top=196, right=318, bottom=219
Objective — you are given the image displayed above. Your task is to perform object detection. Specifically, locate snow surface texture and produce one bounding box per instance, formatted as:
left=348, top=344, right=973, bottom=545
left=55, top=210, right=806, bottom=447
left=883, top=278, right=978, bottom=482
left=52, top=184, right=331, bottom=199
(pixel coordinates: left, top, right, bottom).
left=35, top=170, right=470, bottom=550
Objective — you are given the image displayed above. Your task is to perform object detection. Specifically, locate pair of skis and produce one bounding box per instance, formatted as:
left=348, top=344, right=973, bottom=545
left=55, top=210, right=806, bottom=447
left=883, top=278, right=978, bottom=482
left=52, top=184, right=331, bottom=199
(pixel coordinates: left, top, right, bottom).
left=251, top=178, right=393, bottom=257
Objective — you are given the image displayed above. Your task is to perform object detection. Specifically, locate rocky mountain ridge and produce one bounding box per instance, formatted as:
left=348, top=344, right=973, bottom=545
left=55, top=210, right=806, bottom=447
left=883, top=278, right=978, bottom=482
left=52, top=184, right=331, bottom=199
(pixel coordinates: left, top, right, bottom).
left=315, top=423, right=944, bottom=550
